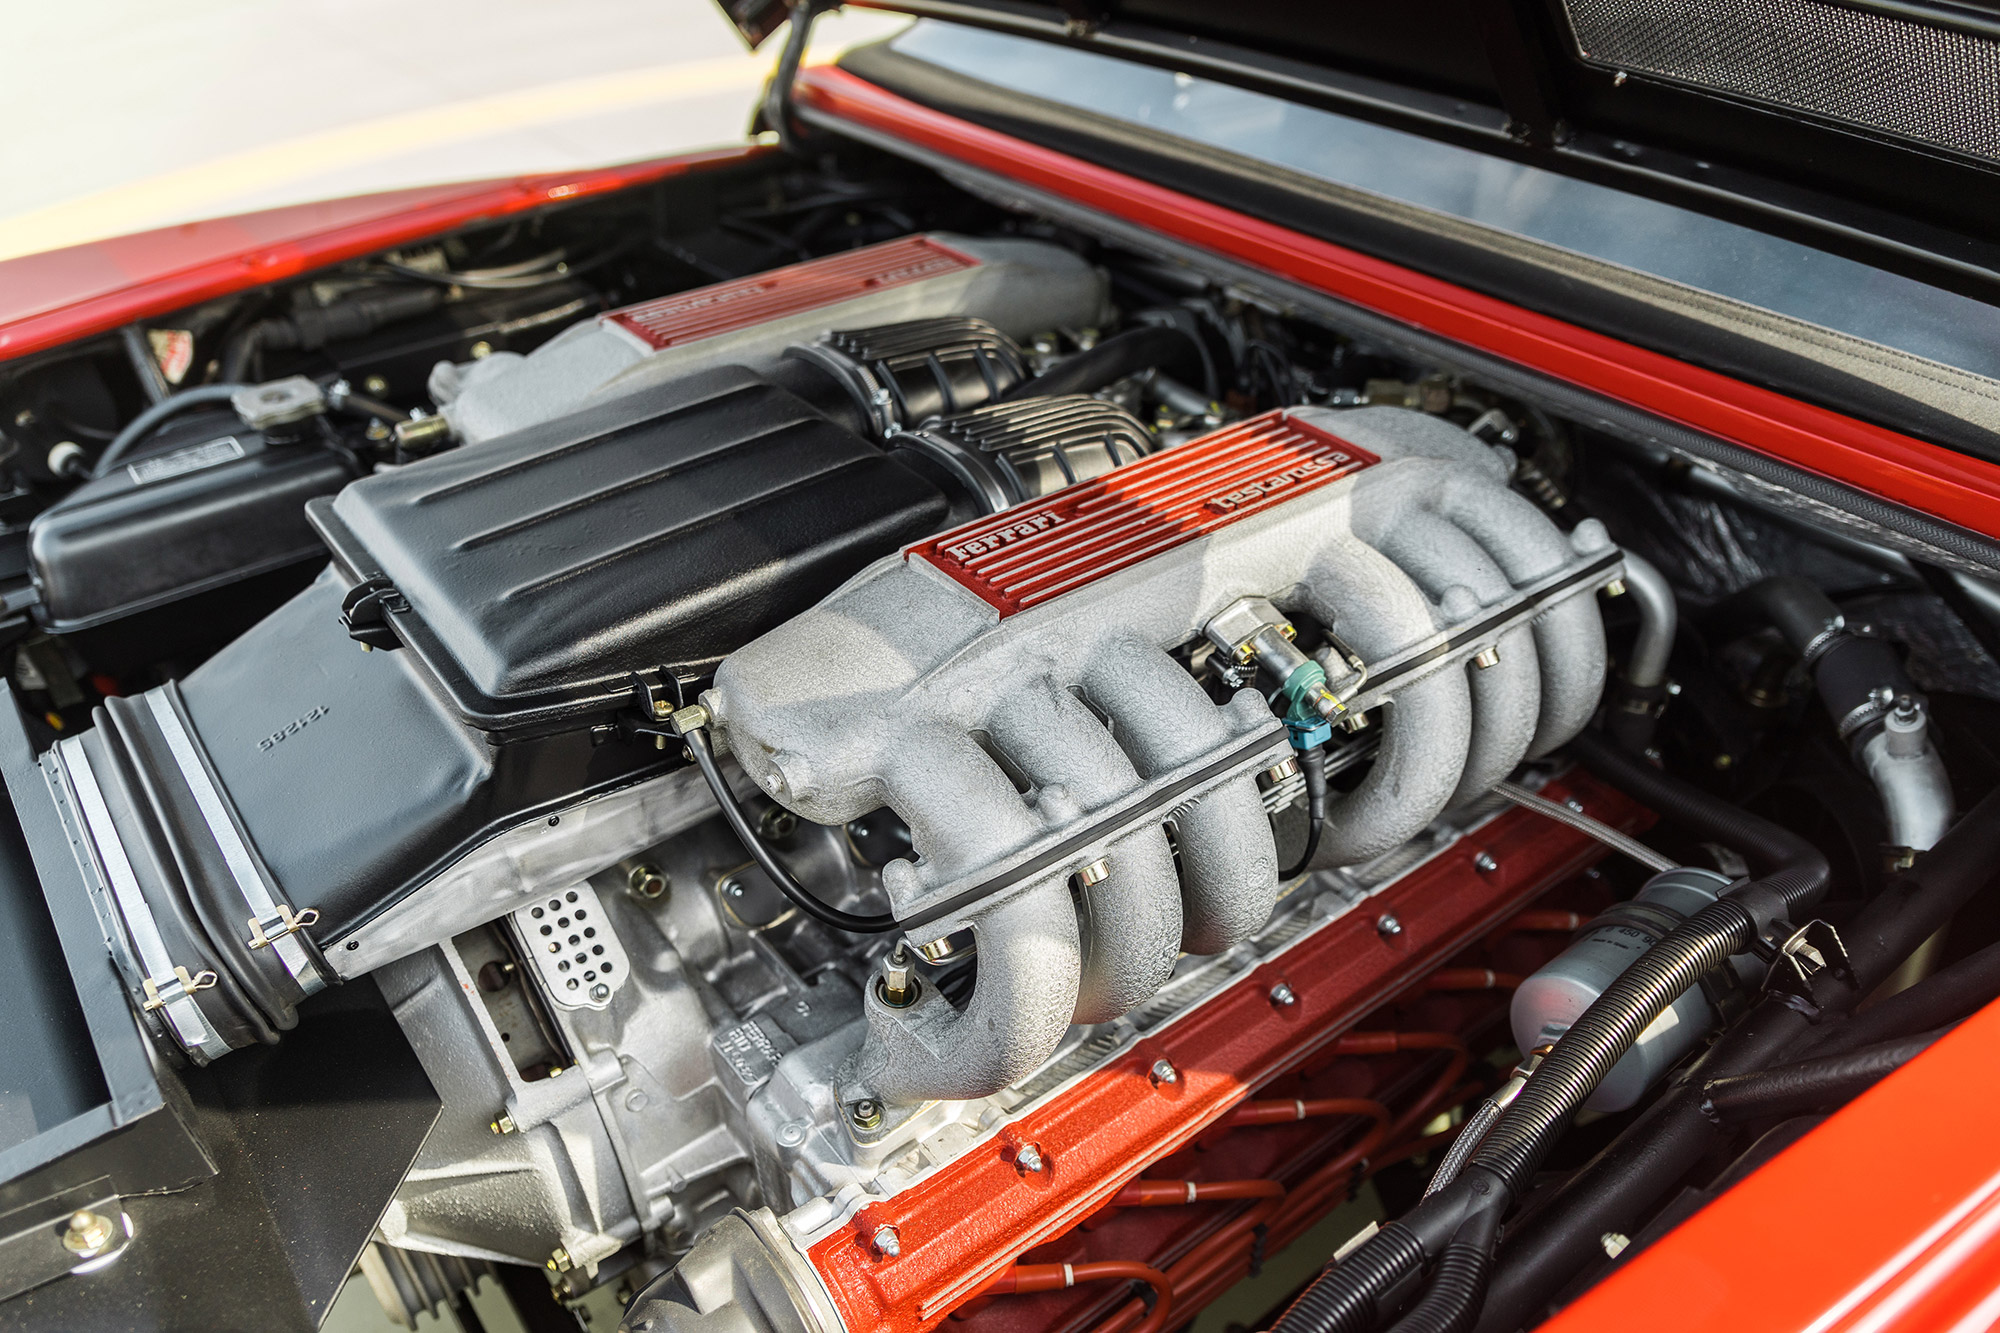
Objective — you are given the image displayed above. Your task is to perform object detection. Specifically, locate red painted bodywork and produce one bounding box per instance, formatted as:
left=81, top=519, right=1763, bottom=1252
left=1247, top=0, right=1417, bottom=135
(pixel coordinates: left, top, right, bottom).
left=907, top=410, right=1377, bottom=615
left=793, top=65, right=2000, bottom=545
left=807, top=774, right=1643, bottom=1333
left=604, top=233, right=978, bottom=349
left=0, top=144, right=767, bottom=363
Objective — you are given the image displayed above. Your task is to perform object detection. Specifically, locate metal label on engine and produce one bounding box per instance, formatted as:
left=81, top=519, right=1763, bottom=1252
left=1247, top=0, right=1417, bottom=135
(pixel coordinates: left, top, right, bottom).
left=603, top=235, right=979, bottom=349
left=908, top=410, right=1379, bottom=616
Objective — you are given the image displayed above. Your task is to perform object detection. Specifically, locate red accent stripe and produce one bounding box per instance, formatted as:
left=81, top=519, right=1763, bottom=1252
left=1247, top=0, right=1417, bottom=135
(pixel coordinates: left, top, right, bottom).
left=0, top=145, right=769, bottom=363
left=908, top=411, right=1376, bottom=615
left=603, top=234, right=977, bottom=349
left=797, top=65, right=2000, bottom=543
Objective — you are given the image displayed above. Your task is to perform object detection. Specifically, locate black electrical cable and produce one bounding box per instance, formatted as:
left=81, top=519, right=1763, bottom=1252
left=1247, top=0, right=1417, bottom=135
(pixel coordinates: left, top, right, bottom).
left=680, top=726, right=899, bottom=934
left=92, top=383, right=246, bottom=478
left=1280, top=745, right=1327, bottom=879
left=1699, top=1027, right=1949, bottom=1125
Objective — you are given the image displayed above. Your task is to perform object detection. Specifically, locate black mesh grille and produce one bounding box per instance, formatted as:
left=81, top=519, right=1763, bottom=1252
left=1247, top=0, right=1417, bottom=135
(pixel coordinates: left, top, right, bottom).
left=1562, top=0, right=2000, bottom=164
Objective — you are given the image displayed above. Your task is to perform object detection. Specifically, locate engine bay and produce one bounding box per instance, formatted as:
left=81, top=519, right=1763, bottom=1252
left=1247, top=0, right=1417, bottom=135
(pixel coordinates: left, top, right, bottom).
left=4, top=138, right=2000, bottom=1333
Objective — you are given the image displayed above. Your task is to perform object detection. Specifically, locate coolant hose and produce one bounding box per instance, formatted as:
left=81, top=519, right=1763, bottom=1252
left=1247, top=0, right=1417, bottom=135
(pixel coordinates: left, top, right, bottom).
left=1799, top=936, right=2000, bottom=1058
left=1385, top=1210, right=1501, bottom=1333
left=1604, top=551, right=1675, bottom=752
left=93, top=383, right=247, bottom=478
left=1569, top=728, right=1828, bottom=907
left=998, top=325, right=1206, bottom=402
left=1737, top=575, right=1916, bottom=736
left=1700, top=1027, right=1947, bottom=1124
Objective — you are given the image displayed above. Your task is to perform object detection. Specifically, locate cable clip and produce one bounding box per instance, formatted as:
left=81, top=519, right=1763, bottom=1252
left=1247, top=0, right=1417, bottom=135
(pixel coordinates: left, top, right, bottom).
left=247, top=904, right=320, bottom=951
left=1762, top=919, right=1853, bottom=1013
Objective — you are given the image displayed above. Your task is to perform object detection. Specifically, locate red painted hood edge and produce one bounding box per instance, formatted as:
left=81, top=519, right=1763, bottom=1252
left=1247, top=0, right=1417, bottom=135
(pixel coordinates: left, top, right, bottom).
left=792, top=64, right=2000, bottom=546
left=1543, top=996, right=2000, bottom=1333
left=0, top=143, right=769, bottom=363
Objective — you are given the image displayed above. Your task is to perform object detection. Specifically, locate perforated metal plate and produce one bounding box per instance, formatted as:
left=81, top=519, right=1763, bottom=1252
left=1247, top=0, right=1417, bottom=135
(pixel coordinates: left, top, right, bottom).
left=510, top=883, right=629, bottom=1010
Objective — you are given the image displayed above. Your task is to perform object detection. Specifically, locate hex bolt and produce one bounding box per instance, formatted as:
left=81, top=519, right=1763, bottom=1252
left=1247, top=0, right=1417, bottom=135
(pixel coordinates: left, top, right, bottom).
left=1269, top=982, right=1298, bottom=1008
left=627, top=864, right=668, bottom=900
left=1604, top=578, right=1628, bottom=597
left=849, top=1099, right=883, bottom=1131
left=1150, top=1058, right=1179, bottom=1086
left=1473, top=852, right=1499, bottom=874
left=1472, top=646, right=1501, bottom=670
left=1376, top=913, right=1403, bottom=938
left=1262, top=757, right=1300, bottom=785
left=1015, top=1143, right=1046, bottom=1174
left=758, top=805, right=798, bottom=841
left=872, top=1225, right=901, bottom=1258
left=1340, top=712, right=1371, bottom=734
left=547, top=1246, right=574, bottom=1274
left=61, top=1211, right=114, bottom=1259
left=1600, top=1232, right=1630, bottom=1258
left=1075, top=857, right=1112, bottom=887
left=489, top=1113, right=517, bottom=1136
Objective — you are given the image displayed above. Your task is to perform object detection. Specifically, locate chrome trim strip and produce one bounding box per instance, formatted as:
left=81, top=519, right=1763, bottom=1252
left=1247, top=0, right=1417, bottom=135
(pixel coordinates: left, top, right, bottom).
left=58, top=738, right=229, bottom=1060
left=144, top=687, right=322, bottom=992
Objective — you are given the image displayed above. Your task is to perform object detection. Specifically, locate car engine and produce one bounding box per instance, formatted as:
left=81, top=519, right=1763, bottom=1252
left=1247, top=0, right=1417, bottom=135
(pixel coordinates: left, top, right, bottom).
left=1, top=146, right=1990, bottom=1333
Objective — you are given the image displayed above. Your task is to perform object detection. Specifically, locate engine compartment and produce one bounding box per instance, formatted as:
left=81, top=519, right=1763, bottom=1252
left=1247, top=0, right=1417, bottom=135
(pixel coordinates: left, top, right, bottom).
left=4, top=135, right=2000, bottom=1333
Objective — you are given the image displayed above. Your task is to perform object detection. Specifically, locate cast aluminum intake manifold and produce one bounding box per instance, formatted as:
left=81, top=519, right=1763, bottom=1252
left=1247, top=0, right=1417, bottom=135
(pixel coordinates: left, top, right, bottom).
left=706, top=406, right=1617, bottom=1105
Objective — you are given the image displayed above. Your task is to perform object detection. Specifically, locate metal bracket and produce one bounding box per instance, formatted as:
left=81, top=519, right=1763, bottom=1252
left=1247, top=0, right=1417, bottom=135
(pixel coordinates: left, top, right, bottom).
left=140, top=965, right=217, bottom=1014
left=1764, top=919, right=1855, bottom=1012
left=247, top=903, right=320, bottom=951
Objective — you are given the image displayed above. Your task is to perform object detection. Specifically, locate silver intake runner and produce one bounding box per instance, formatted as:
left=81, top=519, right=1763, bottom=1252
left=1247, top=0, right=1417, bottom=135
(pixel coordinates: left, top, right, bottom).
left=706, top=406, right=1618, bottom=1104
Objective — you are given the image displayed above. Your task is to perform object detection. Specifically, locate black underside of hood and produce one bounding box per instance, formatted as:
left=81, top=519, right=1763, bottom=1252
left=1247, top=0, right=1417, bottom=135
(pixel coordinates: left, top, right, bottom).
left=728, top=0, right=2000, bottom=305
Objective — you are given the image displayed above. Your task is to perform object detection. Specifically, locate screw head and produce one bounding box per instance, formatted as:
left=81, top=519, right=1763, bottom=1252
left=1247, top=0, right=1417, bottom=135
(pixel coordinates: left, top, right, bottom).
left=1015, top=1143, right=1046, bottom=1173
left=61, top=1210, right=114, bottom=1258
left=1150, top=1058, right=1179, bottom=1085
left=1473, top=852, right=1498, bottom=874
left=872, top=1224, right=901, bottom=1257
left=849, top=1099, right=883, bottom=1131
left=1269, top=982, right=1298, bottom=1007
left=1376, top=913, right=1403, bottom=938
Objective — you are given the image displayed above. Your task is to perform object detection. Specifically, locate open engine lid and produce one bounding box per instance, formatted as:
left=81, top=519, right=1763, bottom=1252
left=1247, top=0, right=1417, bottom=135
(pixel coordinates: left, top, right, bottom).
left=730, top=0, right=2000, bottom=305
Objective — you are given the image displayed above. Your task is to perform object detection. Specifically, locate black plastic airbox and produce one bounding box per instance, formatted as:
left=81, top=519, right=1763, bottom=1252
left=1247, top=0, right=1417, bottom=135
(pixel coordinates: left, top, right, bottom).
left=311, top=365, right=949, bottom=735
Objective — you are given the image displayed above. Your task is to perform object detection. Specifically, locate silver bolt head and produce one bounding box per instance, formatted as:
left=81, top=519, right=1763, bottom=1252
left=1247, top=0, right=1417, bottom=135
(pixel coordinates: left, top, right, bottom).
left=1015, top=1143, right=1045, bottom=1173
left=1376, top=913, right=1403, bottom=938
left=1150, top=1058, right=1179, bottom=1085
left=1564, top=797, right=1586, bottom=814
left=628, top=864, right=668, bottom=899
left=1600, top=1231, right=1630, bottom=1258
left=849, top=1099, right=883, bottom=1130
left=1604, top=578, right=1628, bottom=597
left=1075, top=857, right=1112, bottom=887
left=1269, top=982, right=1298, bottom=1007
left=1472, top=646, right=1501, bottom=670
left=1473, top=852, right=1499, bottom=873
left=872, top=1224, right=901, bottom=1257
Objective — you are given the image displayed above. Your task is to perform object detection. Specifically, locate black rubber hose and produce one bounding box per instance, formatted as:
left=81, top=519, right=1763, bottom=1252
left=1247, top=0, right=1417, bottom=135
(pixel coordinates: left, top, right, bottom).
left=1468, top=894, right=1764, bottom=1195
left=997, top=325, right=1205, bottom=403
left=1280, top=746, right=1328, bottom=879
left=1269, top=1221, right=1429, bottom=1333
left=1474, top=782, right=2000, bottom=1333
left=1735, top=575, right=1843, bottom=659
left=1735, top=575, right=1915, bottom=742
left=1799, top=937, right=2000, bottom=1059
left=682, top=727, right=898, bottom=934
left=92, top=383, right=246, bottom=478
left=1568, top=729, right=1828, bottom=909
left=1385, top=1211, right=1501, bottom=1333
left=1700, top=1027, right=1947, bottom=1124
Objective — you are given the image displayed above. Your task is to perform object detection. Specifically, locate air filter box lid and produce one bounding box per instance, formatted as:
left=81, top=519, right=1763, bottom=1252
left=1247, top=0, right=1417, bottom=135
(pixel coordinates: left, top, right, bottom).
left=313, top=364, right=948, bottom=736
